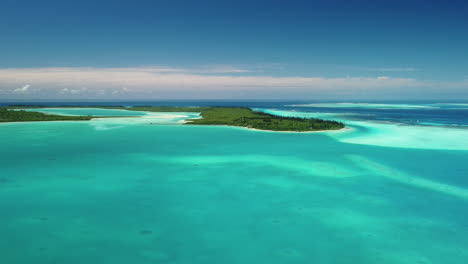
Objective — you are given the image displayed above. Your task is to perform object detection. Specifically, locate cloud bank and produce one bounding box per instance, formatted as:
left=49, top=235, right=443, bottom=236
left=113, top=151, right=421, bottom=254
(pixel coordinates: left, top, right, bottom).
left=0, top=67, right=466, bottom=99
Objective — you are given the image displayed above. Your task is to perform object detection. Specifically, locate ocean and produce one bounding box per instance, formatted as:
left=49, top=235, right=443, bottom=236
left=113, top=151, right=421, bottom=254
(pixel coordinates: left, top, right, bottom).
left=1, top=101, right=468, bottom=263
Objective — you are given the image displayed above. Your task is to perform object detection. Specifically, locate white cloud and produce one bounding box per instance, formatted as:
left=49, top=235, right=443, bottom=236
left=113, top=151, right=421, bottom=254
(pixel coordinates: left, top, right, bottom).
left=340, top=66, right=419, bottom=72
left=60, top=86, right=88, bottom=94
left=111, top=87, right=130, bottom=95
left=0, top=66, right=466, bottom=99
left=13, top=84, right=31, bottom=93
left=0, top=67, right=421, bottom=89
left=93, top=65, right=256, bottom=74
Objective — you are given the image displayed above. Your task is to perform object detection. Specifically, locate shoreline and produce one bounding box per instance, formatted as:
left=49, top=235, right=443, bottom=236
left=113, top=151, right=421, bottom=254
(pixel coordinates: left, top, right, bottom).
left=183, top=121, right=350, bottom=133
left=242, top=126, right=351, bottom=133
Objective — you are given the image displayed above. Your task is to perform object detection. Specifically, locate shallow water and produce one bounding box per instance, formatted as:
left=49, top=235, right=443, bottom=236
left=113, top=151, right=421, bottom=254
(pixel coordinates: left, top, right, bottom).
left=256, top=108, right=468, bottom=150
left=22, top=107, right=149, bottom=117
left=1, top=104, right=468, bottom=263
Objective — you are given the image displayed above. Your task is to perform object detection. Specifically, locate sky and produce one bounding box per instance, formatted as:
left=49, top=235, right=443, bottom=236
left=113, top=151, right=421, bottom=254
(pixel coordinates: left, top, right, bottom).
left=0, top=0, right=467, bottom=100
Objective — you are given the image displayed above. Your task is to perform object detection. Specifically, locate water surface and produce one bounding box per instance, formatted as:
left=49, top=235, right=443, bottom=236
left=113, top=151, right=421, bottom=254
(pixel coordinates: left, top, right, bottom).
left=1, top=102, right=468, bottom=263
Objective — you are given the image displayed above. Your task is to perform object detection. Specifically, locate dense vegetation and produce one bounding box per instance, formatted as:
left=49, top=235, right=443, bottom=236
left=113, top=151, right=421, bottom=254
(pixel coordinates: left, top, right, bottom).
left=2, top=106, right=344, bottom=131
left=0, top=108, right=93, bottom=122
left=187, top=107, right=343, bottom=131
left=113, top=106, right=344, bottom=131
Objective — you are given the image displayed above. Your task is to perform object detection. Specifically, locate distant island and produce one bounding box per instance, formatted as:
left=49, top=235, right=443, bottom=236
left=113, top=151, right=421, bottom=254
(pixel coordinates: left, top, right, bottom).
left=0, top=107, right=93, bottom=122
left=0, top=106, right=344, bottom=132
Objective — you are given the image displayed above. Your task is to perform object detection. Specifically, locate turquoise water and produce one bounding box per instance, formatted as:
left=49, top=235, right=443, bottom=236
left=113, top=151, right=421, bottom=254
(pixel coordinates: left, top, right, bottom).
left=256, top=108, right=468, bottom=151
left=22, top=107, right=150, bottom=116
left=1, top=107, right=468, bottom=263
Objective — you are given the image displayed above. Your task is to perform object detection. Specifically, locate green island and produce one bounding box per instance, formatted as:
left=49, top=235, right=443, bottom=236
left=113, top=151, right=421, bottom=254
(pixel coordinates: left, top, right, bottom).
left=1, top=106, right=344, bottom=132
left=0, top=107, right=93, bottom=122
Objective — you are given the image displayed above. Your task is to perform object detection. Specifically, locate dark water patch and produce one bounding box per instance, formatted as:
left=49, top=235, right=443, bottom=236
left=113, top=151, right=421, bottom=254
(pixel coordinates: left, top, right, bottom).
left=140, top=230, right=153, bottom=235
left=0, top=178, right=9, bottom=184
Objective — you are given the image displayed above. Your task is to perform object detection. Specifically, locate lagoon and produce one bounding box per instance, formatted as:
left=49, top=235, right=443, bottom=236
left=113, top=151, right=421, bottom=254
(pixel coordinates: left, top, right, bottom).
left=1, top=102, right=468, bottom=263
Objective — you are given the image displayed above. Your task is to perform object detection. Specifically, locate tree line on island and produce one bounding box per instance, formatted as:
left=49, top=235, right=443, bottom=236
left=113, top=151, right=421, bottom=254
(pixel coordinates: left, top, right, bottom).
left=115, top=106, right=344, bottom=131
left=183, top=107, right=344, bottom=131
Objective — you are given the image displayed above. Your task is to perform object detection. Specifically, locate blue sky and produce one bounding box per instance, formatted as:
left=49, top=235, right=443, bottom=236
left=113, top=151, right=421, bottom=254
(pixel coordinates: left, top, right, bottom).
left=1, top=0, right=467, bottom=100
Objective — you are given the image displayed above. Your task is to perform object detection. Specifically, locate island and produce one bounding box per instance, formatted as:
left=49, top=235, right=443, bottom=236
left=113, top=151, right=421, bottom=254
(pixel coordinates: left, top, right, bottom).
left=1, top=106, right=344, bottom=132
left=0, top=107, right=93, bottom=122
